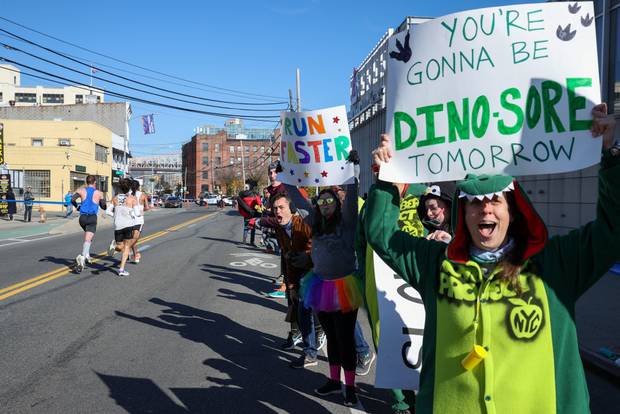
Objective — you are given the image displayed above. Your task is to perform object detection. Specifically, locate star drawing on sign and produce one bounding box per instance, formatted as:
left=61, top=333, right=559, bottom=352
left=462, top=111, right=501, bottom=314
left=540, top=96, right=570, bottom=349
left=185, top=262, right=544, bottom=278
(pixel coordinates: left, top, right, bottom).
left=314, top=178, right=320, bottom=183
left=289, top=169, right=295, bottom=175
left=303, top=171, right=310, bottom=177
left=298, top=178, right=302, bottom=183
left=320, top=170, right=328, bottom=177
left=333, top=116, right=340, bottom=124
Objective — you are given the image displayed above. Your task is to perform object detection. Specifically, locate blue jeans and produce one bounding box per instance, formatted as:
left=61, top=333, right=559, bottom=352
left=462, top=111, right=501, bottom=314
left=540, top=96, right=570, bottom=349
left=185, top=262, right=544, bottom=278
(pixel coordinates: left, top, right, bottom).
left=65, top=204, right=73, bottom=217
left=298, top=300, right=317, bottom=359
left=354, top=321, right=370, bottom=355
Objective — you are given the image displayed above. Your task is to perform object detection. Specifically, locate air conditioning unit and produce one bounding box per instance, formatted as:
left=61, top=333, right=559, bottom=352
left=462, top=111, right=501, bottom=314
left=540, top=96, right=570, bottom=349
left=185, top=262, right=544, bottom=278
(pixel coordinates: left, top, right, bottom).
left=59, top=139, right=71, bottom=146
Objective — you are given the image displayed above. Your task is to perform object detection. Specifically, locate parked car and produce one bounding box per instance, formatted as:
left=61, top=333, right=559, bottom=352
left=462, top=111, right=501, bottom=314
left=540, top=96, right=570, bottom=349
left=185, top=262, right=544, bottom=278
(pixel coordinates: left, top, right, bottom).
left=222, top=196, right=233, bottom=206
left=164, top=196, right=183, bottom=208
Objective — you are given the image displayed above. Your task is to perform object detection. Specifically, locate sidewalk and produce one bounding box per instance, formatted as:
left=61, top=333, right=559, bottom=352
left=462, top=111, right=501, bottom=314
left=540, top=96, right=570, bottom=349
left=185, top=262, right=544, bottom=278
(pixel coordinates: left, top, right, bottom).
left=577, top=271, right=620, bottom=379
left=0, top=212, right=80, bottom=241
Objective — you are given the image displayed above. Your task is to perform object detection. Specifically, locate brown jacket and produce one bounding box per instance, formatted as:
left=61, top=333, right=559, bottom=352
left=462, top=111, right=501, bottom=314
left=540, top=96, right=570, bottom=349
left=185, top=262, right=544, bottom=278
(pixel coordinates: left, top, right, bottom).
left=275, top=214, right=312, bottom=289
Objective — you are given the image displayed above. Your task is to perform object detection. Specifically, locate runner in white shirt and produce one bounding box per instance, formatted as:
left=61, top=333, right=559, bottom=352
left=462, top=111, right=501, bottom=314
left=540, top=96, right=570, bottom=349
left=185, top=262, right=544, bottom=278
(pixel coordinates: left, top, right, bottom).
left=106, top=179, right=141, bottom=276
left=129, top=179, right=149, bottom=264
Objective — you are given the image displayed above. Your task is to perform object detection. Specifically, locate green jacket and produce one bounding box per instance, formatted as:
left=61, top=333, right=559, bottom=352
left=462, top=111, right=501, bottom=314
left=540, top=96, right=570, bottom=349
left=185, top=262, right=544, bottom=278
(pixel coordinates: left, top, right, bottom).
left=364, top=152, right=620, bottom=414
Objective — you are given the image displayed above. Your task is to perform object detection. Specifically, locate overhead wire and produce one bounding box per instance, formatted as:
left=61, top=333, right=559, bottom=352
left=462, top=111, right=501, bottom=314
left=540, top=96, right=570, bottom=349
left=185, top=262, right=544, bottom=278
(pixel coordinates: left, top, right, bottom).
left=0, top=62, right=279, bottom=122
left=0, top=27, right=287, bottom=106
left=0, top=16, right=288, bottom=101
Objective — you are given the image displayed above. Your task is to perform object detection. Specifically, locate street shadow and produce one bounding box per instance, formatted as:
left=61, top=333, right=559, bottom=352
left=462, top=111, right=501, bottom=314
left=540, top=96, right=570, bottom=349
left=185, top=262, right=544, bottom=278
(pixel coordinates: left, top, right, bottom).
left=114, top=298, right=335, bottom=414
left=199, top=236, right=241, bottom=246
left=217, top=288, right=287, bottom=313
left=201, top=264, right=276, bottom=296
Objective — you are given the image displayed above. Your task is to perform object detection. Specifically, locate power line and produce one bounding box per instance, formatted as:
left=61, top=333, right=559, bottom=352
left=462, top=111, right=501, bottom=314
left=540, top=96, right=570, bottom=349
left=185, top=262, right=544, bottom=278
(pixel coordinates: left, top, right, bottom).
left=0, top=61, right=279, bottom=122
left=0, top=15, right=288, bottom=101
left=0, top=28, right=287, bottom=107
left=0, top=40, right=285, bottom=112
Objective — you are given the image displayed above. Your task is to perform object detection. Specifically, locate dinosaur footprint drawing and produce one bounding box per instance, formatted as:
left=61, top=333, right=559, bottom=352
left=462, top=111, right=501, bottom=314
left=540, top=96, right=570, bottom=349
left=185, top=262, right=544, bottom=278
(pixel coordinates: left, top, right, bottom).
left=568, top=3, right=581, bottom=14
left=581, top=13, right=594, bottom=27
left=557, top=24, right=576, bottom=41
left=389, top=32, right=412, bottom=63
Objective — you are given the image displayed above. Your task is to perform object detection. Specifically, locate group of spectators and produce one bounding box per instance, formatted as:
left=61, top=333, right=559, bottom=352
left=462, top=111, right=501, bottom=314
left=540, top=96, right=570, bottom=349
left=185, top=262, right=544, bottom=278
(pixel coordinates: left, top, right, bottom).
left=233, top=103, right=620, bottom=414
left=0, top=185, right=34, bottom=222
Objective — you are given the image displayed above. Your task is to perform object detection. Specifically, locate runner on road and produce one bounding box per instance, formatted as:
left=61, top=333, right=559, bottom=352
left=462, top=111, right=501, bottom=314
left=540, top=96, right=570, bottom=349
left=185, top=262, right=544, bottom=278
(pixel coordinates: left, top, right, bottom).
left=72, top=175, right=106, bottom=272
left=106, top=178, right=141, bottom=276
left=129, top=179, right=149, bottom=264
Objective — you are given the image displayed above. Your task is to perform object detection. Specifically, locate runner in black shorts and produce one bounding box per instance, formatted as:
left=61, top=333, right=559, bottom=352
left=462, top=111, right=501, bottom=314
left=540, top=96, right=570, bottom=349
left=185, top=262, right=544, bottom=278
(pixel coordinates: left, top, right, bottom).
left=79, top=214, right=98, bottom=233
left=72, top=175, right=106, bottom=272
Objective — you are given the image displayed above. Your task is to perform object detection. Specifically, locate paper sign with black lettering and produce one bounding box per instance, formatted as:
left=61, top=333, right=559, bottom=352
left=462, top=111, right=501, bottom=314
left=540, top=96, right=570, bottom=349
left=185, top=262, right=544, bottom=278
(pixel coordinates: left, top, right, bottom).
left=381, top=2, right=601, bottom=183
left=374, top=252, right=425, bottom=389
left=280, top=106, right=354, bottom=186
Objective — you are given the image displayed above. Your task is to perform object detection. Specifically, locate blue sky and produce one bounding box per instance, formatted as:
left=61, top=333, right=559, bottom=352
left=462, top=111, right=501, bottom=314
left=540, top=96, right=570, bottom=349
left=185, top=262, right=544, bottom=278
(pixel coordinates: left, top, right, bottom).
left=1, top=0, right=539, bottom=156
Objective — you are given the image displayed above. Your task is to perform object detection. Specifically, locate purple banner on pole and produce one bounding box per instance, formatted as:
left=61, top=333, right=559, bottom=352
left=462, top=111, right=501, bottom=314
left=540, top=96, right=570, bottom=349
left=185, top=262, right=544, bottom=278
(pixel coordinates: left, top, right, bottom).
left=141, top=114, right=155, bottom=135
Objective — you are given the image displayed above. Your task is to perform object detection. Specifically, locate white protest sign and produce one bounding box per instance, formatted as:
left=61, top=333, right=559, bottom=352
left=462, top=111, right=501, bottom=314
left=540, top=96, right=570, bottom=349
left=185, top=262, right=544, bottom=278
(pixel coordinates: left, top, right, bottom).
left=279, top=105, right=354, bottom=186
left=381, top=2, right=601, bottom=183
left=374, top=251, right=425, bottom=390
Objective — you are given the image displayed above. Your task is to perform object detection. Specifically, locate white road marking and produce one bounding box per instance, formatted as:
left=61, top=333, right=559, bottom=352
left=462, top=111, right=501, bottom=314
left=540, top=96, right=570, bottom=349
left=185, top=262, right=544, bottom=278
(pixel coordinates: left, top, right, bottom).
left=137, top=244, right=151, bottom=252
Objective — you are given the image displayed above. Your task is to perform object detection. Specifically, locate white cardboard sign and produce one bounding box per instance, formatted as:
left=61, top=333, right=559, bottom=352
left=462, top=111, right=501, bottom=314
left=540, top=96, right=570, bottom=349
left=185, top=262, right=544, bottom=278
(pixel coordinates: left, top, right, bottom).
left=381, top=2, right=601, bottom=183
left=374, top=252, right=426, bottom=390
left=279, top=105, right=354, bottom=186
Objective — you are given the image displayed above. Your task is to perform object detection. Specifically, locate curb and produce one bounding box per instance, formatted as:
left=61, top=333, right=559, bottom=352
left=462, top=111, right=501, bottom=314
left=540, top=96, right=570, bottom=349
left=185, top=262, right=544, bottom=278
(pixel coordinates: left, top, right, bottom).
left=580, top=345, right=620, bottom=380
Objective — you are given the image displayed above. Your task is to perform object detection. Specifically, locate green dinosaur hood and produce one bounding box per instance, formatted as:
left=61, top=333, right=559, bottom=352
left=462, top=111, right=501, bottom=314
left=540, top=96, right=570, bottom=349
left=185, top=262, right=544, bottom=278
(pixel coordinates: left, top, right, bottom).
left=446, top=174, right=548, bottom=263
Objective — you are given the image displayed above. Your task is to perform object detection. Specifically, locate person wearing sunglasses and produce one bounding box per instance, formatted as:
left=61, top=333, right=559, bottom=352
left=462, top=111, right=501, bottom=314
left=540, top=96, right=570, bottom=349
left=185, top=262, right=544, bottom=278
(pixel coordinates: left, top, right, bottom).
left=285, top=151, right=363, bottom=407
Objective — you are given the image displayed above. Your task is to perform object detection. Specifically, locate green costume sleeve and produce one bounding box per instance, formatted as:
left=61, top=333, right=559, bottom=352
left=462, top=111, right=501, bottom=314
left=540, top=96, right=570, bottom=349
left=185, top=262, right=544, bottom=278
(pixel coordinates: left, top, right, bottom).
left=364, top=181, right=445, bottom=292
left=539, top=151, right=620, bottom=300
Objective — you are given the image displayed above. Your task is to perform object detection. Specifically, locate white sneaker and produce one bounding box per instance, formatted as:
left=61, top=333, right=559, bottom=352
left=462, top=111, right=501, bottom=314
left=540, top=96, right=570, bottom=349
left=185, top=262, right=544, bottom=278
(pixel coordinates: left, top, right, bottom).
left=107, top=240, right=117, bottom=257
left=316, top=332, right=327, bottom=352
left=85, top=256, right=93, bottom=264
left=118, top=269, right=130, bottom=277
left=75, top=255, right=85, bottom=272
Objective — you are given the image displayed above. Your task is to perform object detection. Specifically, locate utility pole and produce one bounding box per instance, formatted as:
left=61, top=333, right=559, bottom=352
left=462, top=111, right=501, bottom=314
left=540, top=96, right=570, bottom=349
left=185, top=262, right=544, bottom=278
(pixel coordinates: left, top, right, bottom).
left=183, top=167, right=187, bottom=199
left=296, top=68, right=301, bottom=111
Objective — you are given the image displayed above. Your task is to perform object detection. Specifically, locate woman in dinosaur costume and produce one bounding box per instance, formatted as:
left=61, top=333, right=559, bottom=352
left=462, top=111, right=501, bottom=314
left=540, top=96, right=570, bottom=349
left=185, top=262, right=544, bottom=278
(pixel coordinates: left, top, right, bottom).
left=365, top=103, right=619, bottom=414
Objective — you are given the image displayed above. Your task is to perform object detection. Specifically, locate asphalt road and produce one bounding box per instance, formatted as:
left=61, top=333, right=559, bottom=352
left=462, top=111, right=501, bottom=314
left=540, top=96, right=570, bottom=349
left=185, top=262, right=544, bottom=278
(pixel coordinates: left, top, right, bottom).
left=0, top=205, right=617, bottom=413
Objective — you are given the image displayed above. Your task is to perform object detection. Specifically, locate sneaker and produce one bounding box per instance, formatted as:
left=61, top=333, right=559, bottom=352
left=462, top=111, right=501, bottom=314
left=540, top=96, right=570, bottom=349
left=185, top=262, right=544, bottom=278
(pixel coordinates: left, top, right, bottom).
left=268, top=290, right=286, bottom=298
left=316, top=332, right=327, bottom=352
left=118, top=269, right=130, bottom=277
left=132, top=253, right=141, bottom=264
left=107, top=240, right=117, bottom=257
left=85, top=256, right=93, bottom=264
left=75, top=254, right=85, bottom=272
left=356, top=351, right=376, bottom=376
left=281, top=333, right=303, bottom=350
left=344, top=386, right=358, bottom=407
left=290, top=354, right=318, bottom=369
left=314, top=379, right=341, bottom=396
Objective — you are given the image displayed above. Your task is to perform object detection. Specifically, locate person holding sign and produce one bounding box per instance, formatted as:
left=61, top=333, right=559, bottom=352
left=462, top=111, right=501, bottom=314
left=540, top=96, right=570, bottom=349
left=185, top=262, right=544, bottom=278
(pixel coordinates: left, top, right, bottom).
left=365, top=104, right=620, bottom=414
left=288, top=153, right=362, bottom=407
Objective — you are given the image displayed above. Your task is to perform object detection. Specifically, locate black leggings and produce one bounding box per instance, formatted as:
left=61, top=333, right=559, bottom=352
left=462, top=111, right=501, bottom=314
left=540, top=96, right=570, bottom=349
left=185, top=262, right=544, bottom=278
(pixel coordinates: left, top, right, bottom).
left=317, top=309, right=358, bottom=372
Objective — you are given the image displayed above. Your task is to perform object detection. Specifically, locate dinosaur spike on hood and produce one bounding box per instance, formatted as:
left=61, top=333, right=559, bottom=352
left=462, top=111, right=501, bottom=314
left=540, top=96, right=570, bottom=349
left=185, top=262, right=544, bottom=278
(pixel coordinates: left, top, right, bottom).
left=447, top=174, right=548, bottom=263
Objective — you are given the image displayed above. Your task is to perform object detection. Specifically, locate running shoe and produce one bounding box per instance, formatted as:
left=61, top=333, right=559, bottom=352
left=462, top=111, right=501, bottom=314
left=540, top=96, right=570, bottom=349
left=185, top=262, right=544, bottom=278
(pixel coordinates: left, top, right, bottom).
left=281, top=332, right=303, bottom=350
left=355, top=351, right=376, bottom=376
left=289, top=354, right=318, bottom=369
left=107, top=240, right=117, bottom=257
left=344, top=385, right=358, bottom=407
left=267, top=290, right=285, bottom=299
left=85, top=256, right=93, bottom=264
left=132, top=253, right=141, bottom=264
left=118, top=269, right=130, bottom=277
left=314, top=379, right=342, bottom=396
left=75, top=254, right=85, bottom=272
left=316, top=332, right=327, bottom=352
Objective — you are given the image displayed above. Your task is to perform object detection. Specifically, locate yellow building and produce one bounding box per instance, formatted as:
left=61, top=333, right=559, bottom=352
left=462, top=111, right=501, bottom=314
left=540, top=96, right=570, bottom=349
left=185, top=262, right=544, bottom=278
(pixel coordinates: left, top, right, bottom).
left=0, top=119, right=113, bottom=212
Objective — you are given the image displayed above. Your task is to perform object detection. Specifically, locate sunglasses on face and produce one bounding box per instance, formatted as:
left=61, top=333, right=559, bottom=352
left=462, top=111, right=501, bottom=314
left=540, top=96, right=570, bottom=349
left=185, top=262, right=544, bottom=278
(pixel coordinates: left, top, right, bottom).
left=316, top=197, right=335, bottom=206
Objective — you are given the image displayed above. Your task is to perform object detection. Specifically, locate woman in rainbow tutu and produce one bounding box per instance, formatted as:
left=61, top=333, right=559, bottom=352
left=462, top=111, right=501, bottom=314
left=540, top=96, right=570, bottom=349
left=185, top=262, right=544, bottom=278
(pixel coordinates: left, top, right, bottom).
left=285, top=155, right=362, bottom=407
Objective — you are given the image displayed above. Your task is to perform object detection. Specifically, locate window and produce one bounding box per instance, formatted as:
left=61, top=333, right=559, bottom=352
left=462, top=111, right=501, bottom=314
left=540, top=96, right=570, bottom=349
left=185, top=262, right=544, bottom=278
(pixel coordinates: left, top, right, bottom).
left=230, top=159, right=234, bottom=164
left=31, top=138, right=43, bottom=147
left=75, top=94, right=83, bottom=104
left=260, top=146, right=265, bottom=153
left=253, top=146, right=257, bottom=152
left=237, top=146, right=241, bottom=153
left=202, top=157, right=209, bottom=166
left=215, top=144, right=220, bottom=152
left=201, top=184, right=209, bottom=193
left=42, top=94, right=64, bottom=104
left=15, top=93, right=36, bottom=103
left=58, top=138, right=71, bottom=146
left=24, top=170, right=50, bottom=197
left=202, top=142, right=209, bottom=152
left=95, top=144, right=108, bottom=162
left=245, top=145, right=250, bottom=154
left=0, top=92, right=3, bottom=102
left=202, top=171, right=209, bottom=179
left=96, top=96, right=101, bottom=103
left=215, top=157, right=221, bottom=165
left=229, top=145, right=235, bottom=153
left=244, top=157, right=250, bottom=165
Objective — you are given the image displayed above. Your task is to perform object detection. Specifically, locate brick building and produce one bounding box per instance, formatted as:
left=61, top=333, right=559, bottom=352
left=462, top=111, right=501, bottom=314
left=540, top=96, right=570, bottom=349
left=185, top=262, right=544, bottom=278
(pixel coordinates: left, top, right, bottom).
left=182, top=131, right=276, bottom=198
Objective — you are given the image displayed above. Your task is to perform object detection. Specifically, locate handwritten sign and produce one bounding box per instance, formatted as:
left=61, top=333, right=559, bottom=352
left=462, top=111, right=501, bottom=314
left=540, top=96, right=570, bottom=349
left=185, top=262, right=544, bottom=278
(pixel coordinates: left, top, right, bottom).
left=381, top=2, right=601, bottom=183
left=280, top=106, right=354, bottom=186
left=373, top=251, right=425, bottom=390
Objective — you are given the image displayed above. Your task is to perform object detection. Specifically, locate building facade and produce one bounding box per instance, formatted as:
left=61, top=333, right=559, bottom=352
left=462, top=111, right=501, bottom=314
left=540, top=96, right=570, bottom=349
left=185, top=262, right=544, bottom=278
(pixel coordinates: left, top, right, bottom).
left=0, top=65, right=104, bottom=106
left=0, top=101, right=131, bottom=195
left=195, top=118, right=275, bottom=140
left=182, top=130, right=276, bottom=198
left=0, top=119, right=113, bottom=212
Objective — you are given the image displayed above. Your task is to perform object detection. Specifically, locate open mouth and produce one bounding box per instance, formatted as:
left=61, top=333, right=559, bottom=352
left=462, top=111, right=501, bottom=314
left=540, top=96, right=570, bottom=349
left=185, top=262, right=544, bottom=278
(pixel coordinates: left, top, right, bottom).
left=276, top=215, right=283, bottom=223
left=478, top=222, right=497, bottom=239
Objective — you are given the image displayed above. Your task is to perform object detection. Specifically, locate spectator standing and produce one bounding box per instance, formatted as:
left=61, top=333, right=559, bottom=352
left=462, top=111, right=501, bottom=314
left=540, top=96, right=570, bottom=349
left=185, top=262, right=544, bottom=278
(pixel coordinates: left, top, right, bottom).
left=23, top=186, right=34, bottom=222
left=6, top=187, right=16, bottom=221
left=64, top=190, right=73, bottom=218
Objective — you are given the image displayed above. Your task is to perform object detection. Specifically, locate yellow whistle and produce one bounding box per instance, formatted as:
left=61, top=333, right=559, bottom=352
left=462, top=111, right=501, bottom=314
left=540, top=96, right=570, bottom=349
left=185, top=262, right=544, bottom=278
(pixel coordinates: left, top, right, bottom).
left=461, top=345, right=488, bottom=371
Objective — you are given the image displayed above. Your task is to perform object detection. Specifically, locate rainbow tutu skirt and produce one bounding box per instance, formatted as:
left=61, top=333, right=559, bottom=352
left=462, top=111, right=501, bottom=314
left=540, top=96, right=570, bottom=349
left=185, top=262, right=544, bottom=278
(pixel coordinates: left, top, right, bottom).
left=300, top=271, right=362, bottom=313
